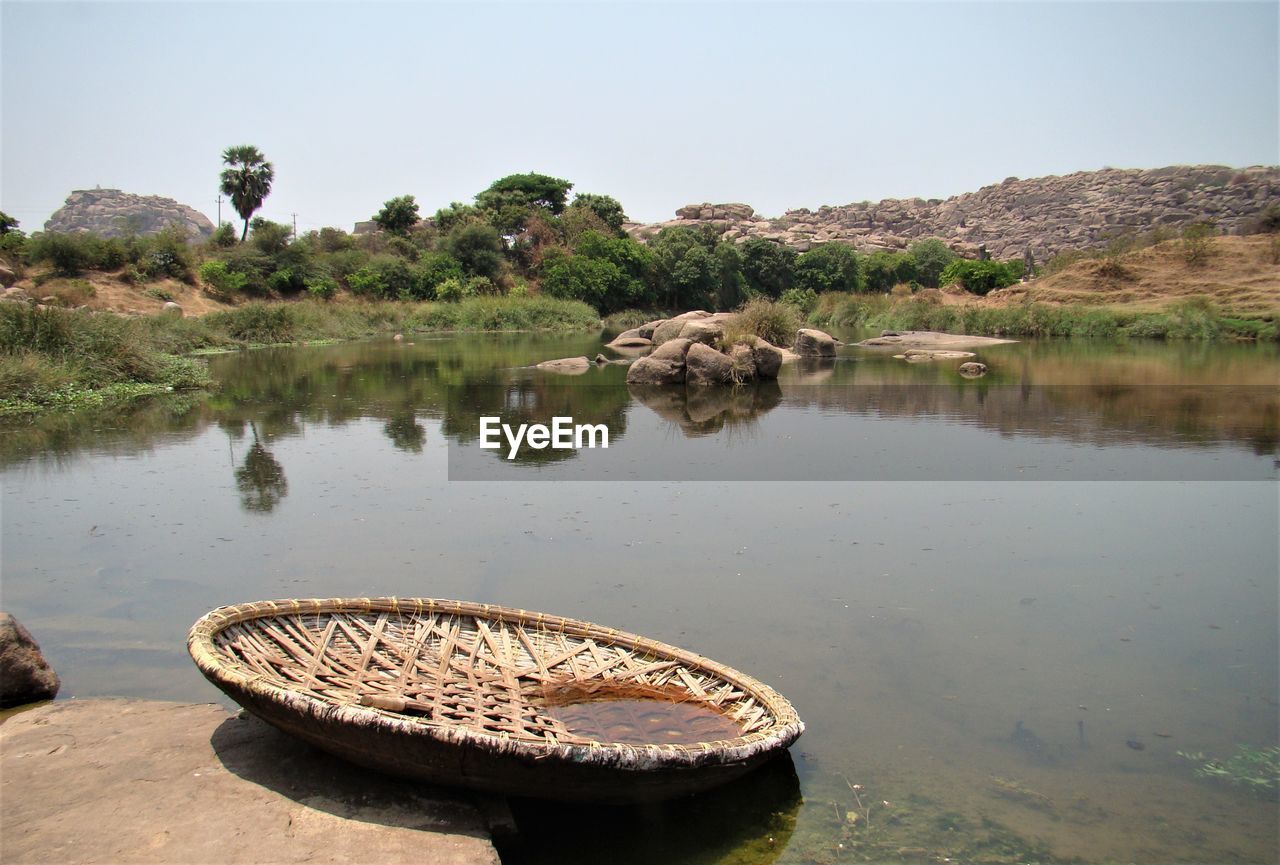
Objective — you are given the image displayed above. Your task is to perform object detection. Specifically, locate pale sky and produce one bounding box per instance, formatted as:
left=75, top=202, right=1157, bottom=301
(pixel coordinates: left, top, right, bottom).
left=2, top=1, right=1276, bottom=233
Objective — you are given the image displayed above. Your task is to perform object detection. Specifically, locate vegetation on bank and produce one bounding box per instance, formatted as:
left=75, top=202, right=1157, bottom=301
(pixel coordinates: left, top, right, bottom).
left=804, top=292, right=1278, bottom=341
left=0, top=297, right=599, bottom=413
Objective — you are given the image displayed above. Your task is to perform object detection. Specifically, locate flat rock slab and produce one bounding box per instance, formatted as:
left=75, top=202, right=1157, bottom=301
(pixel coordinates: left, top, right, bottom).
left=856, top=331, right=1017, bottom=349
left=0, top=698, right=498, bottom=865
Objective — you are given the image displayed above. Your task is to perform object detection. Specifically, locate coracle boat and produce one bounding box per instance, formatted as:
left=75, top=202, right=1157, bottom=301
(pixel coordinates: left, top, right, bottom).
left=188, top=598, right=804, bottom=802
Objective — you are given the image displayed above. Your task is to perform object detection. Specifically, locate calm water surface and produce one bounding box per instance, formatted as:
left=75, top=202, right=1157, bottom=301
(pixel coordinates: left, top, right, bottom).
left=2, top=331, right=1277, bottom=864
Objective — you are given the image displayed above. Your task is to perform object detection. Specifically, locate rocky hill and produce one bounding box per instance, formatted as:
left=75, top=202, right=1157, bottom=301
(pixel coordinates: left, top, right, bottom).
left=45, top=189, right=215, bottom=241
left=628, top=165, right=1279, bottom=260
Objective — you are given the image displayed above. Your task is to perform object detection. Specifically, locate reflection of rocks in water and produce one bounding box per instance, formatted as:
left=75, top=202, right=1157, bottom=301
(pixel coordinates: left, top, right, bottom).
left=383, top=413, right=425, bottom=453
left=629, top=381, right=782, bottom=438
left=795, top=356, right=837, bottom=384
left=505, top=752, right=800, bottom=865
left=235, top=434, right=288, bottom=513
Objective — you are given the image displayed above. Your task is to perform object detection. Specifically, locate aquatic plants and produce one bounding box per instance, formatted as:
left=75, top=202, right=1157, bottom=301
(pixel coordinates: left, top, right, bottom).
left=1178, top=745, right=1280, bottom=796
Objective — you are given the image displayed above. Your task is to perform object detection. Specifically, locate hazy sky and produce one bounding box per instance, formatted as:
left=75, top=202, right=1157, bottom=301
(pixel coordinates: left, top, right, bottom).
left=2, top=1, right=1276, bottom=233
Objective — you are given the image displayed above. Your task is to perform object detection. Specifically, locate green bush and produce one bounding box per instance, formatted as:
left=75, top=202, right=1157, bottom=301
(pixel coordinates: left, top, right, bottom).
left=938, top=259, right=1021, bottom=295
left=445, top=222, right=505, bottom=280
left=27, top=232, right=96, bottom=275
left=723, top=297, right=801, bottom=347
left=779, top=287, right=818, bottom=314
left=795, top=243, right=861, bottom=293
left=206, top=303, right=297, bottom=344
left=347, top=255, right=424, bottom=300
left=305, top=275, right=338, bottom=300
left=210, top=223, right=237, bottom=247
left=199, top=259, right=249, bottom=294
left=908, top=238, right=957, bottom=288
left=434, top=277, right=471, bottom=303
left=417, top=251, right=465, bottom=296
left=250, top=218, right=293, bottom=255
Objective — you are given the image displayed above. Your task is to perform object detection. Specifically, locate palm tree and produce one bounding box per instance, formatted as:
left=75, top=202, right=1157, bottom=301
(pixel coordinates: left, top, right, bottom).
left=219, top=145, right=274, bottom=241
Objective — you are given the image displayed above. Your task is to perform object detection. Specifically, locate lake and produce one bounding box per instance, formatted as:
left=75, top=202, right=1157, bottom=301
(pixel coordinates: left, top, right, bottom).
left=2, top=330, right=1277, bottom=864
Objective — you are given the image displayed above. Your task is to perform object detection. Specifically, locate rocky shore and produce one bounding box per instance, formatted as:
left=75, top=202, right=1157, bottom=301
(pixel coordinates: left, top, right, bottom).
left=626, top=165, right=1279, bottom=260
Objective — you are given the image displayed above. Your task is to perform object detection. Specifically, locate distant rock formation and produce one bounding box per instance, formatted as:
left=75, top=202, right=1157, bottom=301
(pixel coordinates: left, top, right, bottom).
left=45, top=189, right=215, bottom=241
left=627, top=165, right=1280, bottom=260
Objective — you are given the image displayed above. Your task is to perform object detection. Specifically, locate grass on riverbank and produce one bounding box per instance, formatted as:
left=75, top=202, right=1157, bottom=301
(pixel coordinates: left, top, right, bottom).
left=807, top=293, right=1279, bottom=341
left=0, top=296, right=600, bottom=413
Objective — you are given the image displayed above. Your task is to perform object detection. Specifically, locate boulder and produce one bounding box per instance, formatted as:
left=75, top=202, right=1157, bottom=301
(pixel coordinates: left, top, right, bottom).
left=750, top=339, right=784, bottom=379
left=794, top=328, right=838, bottom=357
left=636, top=319, right=666, bottom=340
left=626, top=338, right=690, bottom=385
left=161, top=301, right=183, bottom=317
left=625, top=355, right=685, bottom=386
left=606, top=336, right=653, bottom=349
left=685, top=342, right=735, bottom=386
left=959, top=362, right=989, bottom=377
left=0, top=264, right=16, bottom=287
left=595, top=353, right=608, bottom=364
left=45, top=188, right=215, bottom=240
left=0, top=612, right=60, bottom=707
left=1, top=287, right=30, bottom=303
left=651, top=319, right=686, bottom=346
left=651, top=337, right=692, bottom=361
left=678, top=319, right=724, bottom=346
left=857, top=331, right=1016, bottom=349
left=894, top=349, right=976, bottom=362
left=535, top=356, right=590, bottom=374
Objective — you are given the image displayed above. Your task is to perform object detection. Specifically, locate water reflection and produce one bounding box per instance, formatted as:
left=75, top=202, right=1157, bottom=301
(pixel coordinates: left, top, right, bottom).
left=628, top=381, right=782, bottom=438
left=233, top=423, right=289, bottom=513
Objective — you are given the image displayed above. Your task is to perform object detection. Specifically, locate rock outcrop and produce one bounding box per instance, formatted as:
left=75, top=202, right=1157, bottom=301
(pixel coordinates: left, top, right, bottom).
left=0, top=612, right=60, bottom=707
left=45, top=189, right=215, bottom=241
left=628, top=165, right=1279, bottom=260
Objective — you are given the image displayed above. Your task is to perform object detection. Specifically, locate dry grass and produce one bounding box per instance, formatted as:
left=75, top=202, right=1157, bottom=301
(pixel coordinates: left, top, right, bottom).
left=1023, top=234, right=1280, bottom=316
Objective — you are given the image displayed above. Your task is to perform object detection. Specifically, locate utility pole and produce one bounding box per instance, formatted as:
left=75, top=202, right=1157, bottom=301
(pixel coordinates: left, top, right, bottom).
left=216, top=195, right=223, bottom=225
left=291, top=213, right=297, bottom=239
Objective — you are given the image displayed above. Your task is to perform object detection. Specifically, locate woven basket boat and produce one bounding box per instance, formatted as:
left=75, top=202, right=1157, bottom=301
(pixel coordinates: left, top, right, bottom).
left=188, top=598, right=804, bottom=802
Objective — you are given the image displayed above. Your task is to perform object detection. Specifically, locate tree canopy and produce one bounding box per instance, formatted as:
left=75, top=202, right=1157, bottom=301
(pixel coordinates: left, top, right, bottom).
left=219, top=145, right=275, bottom=242
left=373, top=195, right=421, bottom=236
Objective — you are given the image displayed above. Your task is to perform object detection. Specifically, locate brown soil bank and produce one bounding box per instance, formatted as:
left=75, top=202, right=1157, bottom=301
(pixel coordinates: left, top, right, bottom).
left=989, top=234, right=1280, bottom=316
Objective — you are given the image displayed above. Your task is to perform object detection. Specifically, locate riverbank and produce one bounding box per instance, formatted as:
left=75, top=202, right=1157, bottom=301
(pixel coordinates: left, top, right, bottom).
left=0, top=296, right=600, bottom=414
left=806, top=235, right=1279, bottom=341
left=0, top=698, right=498, bottom=864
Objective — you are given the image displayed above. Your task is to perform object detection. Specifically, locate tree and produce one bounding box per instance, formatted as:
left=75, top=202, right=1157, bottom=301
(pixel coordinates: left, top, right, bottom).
left=373, top=195, right=420, bottom=237
left=0, top=211, right=20, bottom=236
left=795, top=242, right=861, bottom=293
left=569, top=194, right=627, bottom=234
left=740, top=238, right=797, bottom=298
left=908, top=237, right=956, bottom=288
left=219, top=145, right=275, bottom=242
left=476, top=173, right=573, bottom=235
left=445, top=222, right=505, bottom=280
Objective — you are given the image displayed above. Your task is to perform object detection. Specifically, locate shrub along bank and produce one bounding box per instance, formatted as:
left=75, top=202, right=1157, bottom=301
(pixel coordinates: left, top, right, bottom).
left=0, top=296, right=599, bottom=413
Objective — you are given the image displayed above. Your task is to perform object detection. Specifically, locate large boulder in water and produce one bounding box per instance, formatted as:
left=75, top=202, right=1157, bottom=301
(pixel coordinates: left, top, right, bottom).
left=685, top=342, right=735, bottom=386
left=536, top=356, right=591, bottom=374
left=794, top=328, right=838, bottom=357
left=0, top=612, right=60, bottom=707
left=626, top=338, right=691, bottom=385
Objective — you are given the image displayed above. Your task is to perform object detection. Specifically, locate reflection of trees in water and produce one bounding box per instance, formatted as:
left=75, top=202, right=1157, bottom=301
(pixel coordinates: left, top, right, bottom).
left=234, top=423, right=288, bottom=513
left=383, top=412, right=426, bottom=453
